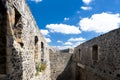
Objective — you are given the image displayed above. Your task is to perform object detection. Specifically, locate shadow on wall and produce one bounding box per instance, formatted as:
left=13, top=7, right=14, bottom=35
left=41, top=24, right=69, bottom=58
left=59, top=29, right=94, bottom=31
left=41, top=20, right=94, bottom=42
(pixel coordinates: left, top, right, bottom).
left=0, top=1, right=23, bottom=79
left=7, top=10, right=23, bottom=80
left=0, top=0, right=7, bottom=75
left=7, top=2, right=23, bottom=79
left=8, top=46, right=23, bottom=80
left=56, top=54, right=75, bottom=80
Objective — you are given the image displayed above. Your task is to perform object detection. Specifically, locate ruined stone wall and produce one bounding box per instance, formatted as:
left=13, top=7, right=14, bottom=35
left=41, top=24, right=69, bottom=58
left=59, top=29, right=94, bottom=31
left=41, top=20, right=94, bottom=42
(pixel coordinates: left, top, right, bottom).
left=0, top=1, right=7, bottom=79
left=0, top=0, right=51, bottom=80
left=50, top=52, right=72, bottom=80
left=74, top=28, right=120, bottom=80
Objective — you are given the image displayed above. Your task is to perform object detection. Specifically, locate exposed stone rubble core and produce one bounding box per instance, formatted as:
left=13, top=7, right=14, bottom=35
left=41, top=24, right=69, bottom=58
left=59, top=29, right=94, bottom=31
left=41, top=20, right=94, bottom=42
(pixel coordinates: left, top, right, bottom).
left=0, top=0, right=51, bottom=80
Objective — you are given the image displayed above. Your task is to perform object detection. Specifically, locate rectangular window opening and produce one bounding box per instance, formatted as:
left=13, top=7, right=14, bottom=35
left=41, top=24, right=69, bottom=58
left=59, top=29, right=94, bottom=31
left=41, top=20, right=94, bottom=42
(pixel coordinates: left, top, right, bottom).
left=92, top=45, right=98, bottom=64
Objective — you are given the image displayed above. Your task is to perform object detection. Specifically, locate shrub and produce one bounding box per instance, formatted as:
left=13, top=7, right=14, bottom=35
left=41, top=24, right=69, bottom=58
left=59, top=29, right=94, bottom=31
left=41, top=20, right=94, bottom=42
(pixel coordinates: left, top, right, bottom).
left=41, top=62, right=46, bottom=71
left=36, top=63, right=41, bottom=72
left=35, top=62, right=47, bottom=76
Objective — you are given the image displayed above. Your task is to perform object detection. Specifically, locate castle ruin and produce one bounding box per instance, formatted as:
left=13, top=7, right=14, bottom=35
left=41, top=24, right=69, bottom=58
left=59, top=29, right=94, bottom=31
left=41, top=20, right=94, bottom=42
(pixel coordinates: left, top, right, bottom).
left=0, top=0, right=120, bottom=80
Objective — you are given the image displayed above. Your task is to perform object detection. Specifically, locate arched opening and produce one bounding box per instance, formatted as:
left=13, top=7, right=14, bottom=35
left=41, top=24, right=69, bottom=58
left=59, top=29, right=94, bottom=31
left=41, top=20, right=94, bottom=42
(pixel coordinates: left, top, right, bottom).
left=92, top=45, right=98, bottom=64
left=34, top=36, right=38, bottom=60
left=0, top=0, right=7, bottom=74
left=41, top=42, right=44, bottom=61
left=78, top=49, right=81, bottom=61
left=35, top=36, right=38, bottom=45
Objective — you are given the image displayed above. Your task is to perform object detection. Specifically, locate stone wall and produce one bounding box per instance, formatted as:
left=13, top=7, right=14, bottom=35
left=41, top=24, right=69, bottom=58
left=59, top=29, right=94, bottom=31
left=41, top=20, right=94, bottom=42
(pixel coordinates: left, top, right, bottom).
left=0, top=0, right=51, bottom=80
left=50, top=51, right=72, bottom=80
left=74, top=28, right=120, bottom=80
left=0, top=1, right=7, bottom=79
left=1, top=0, right=120, bottom=80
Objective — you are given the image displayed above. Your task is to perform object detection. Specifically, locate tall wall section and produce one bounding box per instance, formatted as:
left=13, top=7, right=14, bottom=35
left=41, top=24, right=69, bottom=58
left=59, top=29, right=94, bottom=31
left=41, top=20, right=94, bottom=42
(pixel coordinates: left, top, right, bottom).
left=0, top=0, right=51, bottom=80
left=0, top=1, right=7, bottom=79
left=50, top=51, right=72, bottom=80
left=74, top=28, right=120, bottom=80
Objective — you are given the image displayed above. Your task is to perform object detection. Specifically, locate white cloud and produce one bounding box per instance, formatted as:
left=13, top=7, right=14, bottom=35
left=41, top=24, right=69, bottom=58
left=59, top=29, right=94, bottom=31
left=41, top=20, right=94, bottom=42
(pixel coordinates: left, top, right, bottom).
left=68, top=37, right=86, bottom=42
left=64, top=42, right=73, bottom=45
left=79, top=12, right=120, bottom=33
left=54, top=41, right=83, bottom=50
left=45, top=37, right=51, bottom=43
left=81, top=6, right=92, bottom=10
left=54, top=37, right=86, bottom=49
left=67, top=37, right=86, bottom=47
left=31, top=0, right=42, bottom=3
left=40, top=29, right=49, bottom=36
left=82, top=0, right=92, bottom=5
left=74, top=41, right=84, bottom=47
left=46, top=24, right=81, bottom=34
left=57, top=40, right=63, bottom=43
left=54, top=46, right=72, bottom=50
left=64, top=17, right=70, bottom=21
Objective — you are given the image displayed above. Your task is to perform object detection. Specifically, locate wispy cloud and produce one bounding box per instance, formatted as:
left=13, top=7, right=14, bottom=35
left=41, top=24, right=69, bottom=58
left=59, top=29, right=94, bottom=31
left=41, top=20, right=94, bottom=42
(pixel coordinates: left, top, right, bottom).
left=53, top=46, right=72, bottom=50
left=67, top=37, right=86, bottom=47
left=68, top=37, right=86, bottom=42
left=54, top=39, right=85, bottom=49
left=64, top=42, right=73, bottom=45
left=45, top=37, right=51, bottom=43
left=40, top=29, right=49, bottom=36
left=30, top=0, right=42, bottom=3
left=46, top=23, right=81, bottom=34
left=79, top=12, right=120, bottom=33
left=58, top=37, right=86, bottom=49
left=82, top=0, right=92, bottom=5
left=57, top=40, right=63, bottom=43
left=64, top=17, right=70, bottom=21
left=74, top=41, right=84, bottom=47
left=81, top=6, right=92, bottom=10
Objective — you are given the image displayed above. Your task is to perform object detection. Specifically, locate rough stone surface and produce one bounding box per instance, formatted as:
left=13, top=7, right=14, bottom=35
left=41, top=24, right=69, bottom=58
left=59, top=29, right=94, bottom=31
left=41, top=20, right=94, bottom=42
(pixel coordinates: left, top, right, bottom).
left=73, top=28, right=120, bottom=80
left=0, top=0, right=51, bottom=80
left=1, top=0, right=120, bottom=80
left=50, top=51, right=72, bottom=80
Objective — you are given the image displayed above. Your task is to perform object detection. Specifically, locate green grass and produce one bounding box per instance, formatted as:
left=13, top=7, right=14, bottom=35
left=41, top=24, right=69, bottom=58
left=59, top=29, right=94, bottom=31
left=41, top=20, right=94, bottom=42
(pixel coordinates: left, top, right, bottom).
left=35, top=62, right=47, bottom=76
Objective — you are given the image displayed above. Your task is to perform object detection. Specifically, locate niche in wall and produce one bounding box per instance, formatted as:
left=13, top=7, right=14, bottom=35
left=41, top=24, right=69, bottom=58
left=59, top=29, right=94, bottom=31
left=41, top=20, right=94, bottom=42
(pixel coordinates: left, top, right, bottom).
left=34, top=36, right=39, bottom=59
left=78, top=49, right=81, bottom=61
left=92, top=45, right=98, bottom=64
left=14, top=7, right=24, bottom=48
left=41, top=42, right=44, bottom=61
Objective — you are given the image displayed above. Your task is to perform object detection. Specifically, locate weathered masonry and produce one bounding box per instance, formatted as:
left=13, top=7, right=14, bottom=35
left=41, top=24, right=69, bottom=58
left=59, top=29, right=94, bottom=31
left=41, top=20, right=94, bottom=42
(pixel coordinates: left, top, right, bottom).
left=0, top=0, right=7, bottom=75
left=0, top=0, right=51, bottom=80
left=74, top=28, right=120, bottom=80
left=50, top=49, right=73, bottom=80
left=1, top=0, right=120, bottom=80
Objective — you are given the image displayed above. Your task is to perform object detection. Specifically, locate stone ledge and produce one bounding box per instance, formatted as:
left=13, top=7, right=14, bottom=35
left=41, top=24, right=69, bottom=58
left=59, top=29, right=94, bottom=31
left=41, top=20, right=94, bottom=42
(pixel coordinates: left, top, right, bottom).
left=77, top=63, right=85, bottom=69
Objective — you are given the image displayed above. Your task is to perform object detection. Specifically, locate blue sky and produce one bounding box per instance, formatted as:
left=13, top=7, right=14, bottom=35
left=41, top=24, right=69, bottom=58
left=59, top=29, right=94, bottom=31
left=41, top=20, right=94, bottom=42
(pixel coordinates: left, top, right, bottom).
left=26, top=0, right=120, bottom=49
